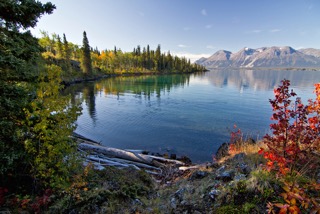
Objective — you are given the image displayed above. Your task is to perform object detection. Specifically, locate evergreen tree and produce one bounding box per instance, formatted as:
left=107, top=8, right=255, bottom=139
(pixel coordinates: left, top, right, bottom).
left=63, top=33, right=69, bottom=59
left=56, top=34, right=63, bottom=58
left=114, top=46, right=117, bottom=55
left=0, top=0, right=55, bottom=187
left=63, top=33, right=71, bottom=72
left=81, top=31, right=92, bottom=75
left=146, top=45, right=151, bottom=69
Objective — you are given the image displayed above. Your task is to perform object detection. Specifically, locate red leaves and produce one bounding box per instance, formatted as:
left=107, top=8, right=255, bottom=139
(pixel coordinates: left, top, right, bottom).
left=262, top=79, right=320, bottom=174
left=258, top=148, right=264, bottom=155
left=227, top=124, right=243, bottom=154
left=262, top=79, right=320, bottom=214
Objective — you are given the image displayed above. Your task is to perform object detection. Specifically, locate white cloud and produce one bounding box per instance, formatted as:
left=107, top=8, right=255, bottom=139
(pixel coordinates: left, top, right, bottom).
left=178, top=44, right=188, bottom=48
left=246, top=29, right=262, bottom=34
left=206, top=45, right=215, bottom=49
left=270, top=29, right=281, bottom=33
left=205, top=24, right=212, bottom=29
left=201, top=9, right=207, bottom=16
left=172, top=52, right=211, bottom=63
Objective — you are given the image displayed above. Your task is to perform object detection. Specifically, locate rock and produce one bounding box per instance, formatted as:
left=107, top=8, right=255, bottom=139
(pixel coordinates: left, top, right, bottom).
left=216, top=170, right=235, bottom=182
left=180, top=200, right=187, bottom=206
left=133, top=198, right=143, bottom=206
left=237, top=162, right=251, bottom=175
left=174, top=188, right=186, bottom=201
left=234, top=174, right=246, bottom=181
left=232, top=152, right=245, bottom=161
left=189, top=170, right=208, bottom=180
left=170, top=197, right=177, bottom=209
left=209, top=188, right=221, bottom=200
left=216, top=165, right=226, bottom=173
left=178, top=155, right=192, bottom=165
left=170, top=153, right=177, bottom=159
left=215, top=142, right=230, bottom=160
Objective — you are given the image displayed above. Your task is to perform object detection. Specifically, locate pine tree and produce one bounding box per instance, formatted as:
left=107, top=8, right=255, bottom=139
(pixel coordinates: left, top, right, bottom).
left=56, top=34, right=63, bottom=58
left=81, top=31, right=92, bottom=75
left=63, top=33, right=71, bottom=72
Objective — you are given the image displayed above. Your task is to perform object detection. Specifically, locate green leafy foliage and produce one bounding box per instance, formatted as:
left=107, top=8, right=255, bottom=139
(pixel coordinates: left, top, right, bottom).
left=0, top=0, right=56, bottom=187
left=38, top=33, right=206, bottom=77
left=24, top=64, right=81, bottom=188
left=1, top=0, right=81, bottom=194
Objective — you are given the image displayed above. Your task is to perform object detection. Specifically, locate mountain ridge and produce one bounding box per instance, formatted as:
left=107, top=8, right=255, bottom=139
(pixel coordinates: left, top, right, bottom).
left=196, top=46, right=320, bottom=68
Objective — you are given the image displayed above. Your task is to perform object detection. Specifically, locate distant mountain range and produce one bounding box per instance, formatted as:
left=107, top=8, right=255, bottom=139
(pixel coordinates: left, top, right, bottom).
left=195, top=46, right=320, bottom=68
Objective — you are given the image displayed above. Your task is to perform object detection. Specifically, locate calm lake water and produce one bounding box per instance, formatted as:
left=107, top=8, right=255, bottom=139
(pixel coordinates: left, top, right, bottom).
left=65, top=69, right=320, bottom=163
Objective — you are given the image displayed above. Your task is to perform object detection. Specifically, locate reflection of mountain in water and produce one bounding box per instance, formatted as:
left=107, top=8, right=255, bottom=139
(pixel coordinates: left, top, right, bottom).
left=203, top=69, right=320, bottom=91
left=62, top=74, right=191, bottom=121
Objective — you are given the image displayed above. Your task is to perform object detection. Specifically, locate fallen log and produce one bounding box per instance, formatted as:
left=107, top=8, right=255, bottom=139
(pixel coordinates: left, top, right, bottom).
left=100, top=156, right=162, bottom=171
left=179, top=162, right=218, bottom=171
left=78, top=142, right=186, bottom=167
left=87, top=155, right=140, bottom=170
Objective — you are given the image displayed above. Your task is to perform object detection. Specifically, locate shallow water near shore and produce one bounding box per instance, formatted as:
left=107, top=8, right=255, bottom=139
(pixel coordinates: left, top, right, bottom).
left=64, top=69, right=320, bottom=163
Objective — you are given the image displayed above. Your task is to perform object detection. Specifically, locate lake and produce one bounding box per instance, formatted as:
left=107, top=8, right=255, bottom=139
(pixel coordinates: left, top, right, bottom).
left=64, top=69, right=320, bottom=163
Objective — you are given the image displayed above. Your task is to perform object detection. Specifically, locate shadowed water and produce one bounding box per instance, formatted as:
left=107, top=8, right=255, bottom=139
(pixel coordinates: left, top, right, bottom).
left=64, top=70, right=320, bottom=163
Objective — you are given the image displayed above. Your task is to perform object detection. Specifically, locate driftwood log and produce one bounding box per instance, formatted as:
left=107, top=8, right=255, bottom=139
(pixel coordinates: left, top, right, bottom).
left=74, top=133, right=187, bottom=174
left=78, top=143, right=185, bottom=167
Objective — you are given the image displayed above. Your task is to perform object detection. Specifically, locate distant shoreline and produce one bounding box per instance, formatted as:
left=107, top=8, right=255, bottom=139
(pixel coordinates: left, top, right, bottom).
left=206, top=67, right=320, bottom=71
left=61, top=70, right=208, bottom=87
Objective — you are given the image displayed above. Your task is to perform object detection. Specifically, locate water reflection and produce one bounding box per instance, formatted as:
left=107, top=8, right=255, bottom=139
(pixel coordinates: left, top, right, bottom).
left=97, top=74, right=191, bottom=98
left=63, top=70, right=320, bottom=162
left=63, top=74, right=192, bottom=121
left=203, top=69, right=320, bottom=91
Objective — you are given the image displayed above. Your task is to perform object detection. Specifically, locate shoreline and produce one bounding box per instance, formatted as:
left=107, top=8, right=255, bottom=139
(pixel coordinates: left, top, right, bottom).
left=62, top=70, right=208, bottom=87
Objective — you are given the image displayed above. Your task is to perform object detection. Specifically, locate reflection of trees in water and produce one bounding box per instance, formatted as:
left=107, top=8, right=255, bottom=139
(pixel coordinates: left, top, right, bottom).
left=82, top=84, right=96, bottom=122
left=62, top=82, right=97, bottom=122
left=98, top=74, right=191, bottom=99
left=204, top=69, right=320, bottom=91
left=62, top=74, right=191, bottom=121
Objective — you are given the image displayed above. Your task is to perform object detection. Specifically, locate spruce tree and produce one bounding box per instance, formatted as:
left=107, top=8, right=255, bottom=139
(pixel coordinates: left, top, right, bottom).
left=81, top=31, right=92, bottom=75
left=63, top=33, right=71, bottom=71
left=56, top=34, right=63, bottom=58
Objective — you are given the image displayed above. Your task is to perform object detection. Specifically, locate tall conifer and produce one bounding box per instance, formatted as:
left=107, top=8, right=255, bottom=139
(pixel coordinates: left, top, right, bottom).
left=63, top=33, right=71, bottom=71
left=81, top=31, right=92, bottom=75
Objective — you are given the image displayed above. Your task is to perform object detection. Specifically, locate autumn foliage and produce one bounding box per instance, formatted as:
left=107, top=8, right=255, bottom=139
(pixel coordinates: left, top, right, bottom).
left=258, top=79, right=320, bottom=214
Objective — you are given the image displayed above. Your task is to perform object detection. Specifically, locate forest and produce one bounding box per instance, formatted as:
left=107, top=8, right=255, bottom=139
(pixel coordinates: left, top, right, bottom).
left=0, top=1, right=319, bottom=213
left=39, top=31, right=206, bottom=82
left=0, top=0, right=205, bottom=212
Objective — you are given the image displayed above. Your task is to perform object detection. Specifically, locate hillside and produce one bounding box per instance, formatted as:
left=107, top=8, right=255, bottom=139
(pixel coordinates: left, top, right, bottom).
left=196, top=46, right=320, bottom=68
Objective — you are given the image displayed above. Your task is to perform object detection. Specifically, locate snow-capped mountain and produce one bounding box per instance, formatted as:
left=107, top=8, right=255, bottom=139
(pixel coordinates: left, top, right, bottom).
left=299, top=48, right=320, bottom=58
left=195, top=46, right=320, bottom=68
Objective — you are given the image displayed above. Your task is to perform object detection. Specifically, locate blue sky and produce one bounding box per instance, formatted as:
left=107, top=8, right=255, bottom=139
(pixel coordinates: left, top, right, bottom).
left=32, top=0, right=320, bottom=62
